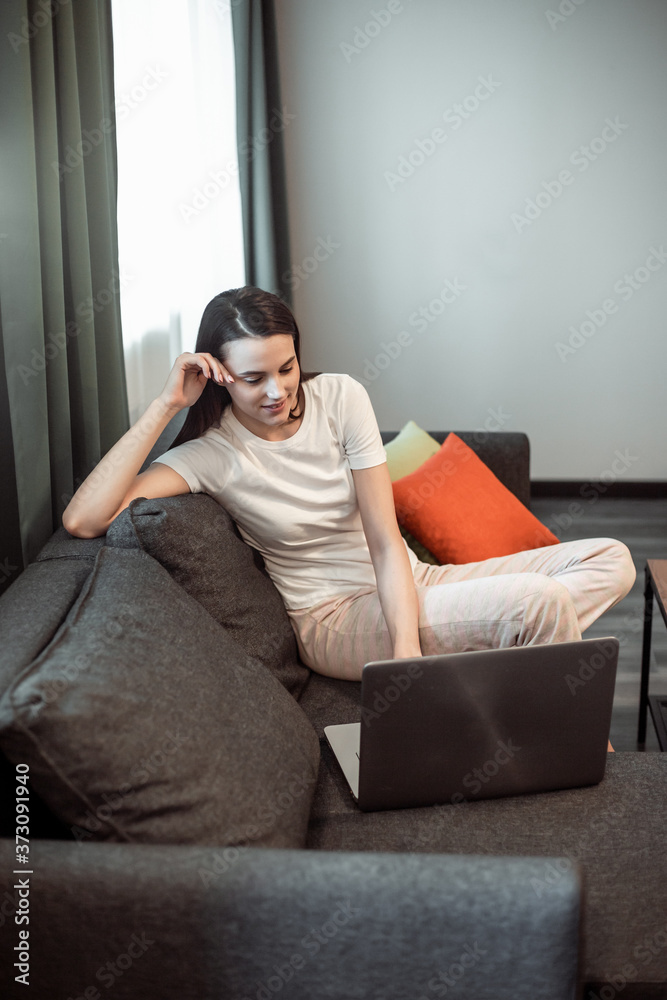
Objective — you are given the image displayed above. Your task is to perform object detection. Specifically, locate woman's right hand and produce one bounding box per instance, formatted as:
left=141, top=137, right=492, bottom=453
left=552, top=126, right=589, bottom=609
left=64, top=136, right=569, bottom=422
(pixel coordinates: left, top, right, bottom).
left=157, top=352, right=235, bottom=413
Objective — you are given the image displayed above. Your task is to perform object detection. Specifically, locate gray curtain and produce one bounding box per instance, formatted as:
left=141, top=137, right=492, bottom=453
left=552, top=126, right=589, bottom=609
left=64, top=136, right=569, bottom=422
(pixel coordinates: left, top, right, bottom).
left=0, top=0, right=128, bottom=594
left=231, top=0, right=292, bottom=303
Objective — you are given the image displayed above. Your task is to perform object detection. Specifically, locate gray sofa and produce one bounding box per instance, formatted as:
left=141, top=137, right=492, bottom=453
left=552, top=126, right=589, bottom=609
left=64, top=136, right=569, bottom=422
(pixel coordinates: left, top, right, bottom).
left=1, top=430, right=665, bottom=1000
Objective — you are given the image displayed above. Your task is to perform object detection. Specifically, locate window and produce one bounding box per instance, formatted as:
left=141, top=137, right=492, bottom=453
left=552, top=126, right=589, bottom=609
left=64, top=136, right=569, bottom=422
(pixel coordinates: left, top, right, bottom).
left=111, top=0, right=245, bottom=422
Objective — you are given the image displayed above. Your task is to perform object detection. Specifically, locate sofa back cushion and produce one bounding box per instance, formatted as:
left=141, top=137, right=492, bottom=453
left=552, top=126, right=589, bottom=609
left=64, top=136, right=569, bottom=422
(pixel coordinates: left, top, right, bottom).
left=0, top=546, right=320, bottom=848
left=106, top=494, right=310, bottom=698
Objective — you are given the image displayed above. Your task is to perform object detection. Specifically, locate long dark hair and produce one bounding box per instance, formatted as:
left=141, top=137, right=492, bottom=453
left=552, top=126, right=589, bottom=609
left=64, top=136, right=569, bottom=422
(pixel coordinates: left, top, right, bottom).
left=169, top=286, right=320, bottom=449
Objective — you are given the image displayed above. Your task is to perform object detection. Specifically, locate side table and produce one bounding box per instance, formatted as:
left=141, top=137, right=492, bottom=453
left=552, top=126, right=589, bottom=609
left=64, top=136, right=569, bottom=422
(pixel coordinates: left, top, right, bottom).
left=638, top=559, right=667, bottom=749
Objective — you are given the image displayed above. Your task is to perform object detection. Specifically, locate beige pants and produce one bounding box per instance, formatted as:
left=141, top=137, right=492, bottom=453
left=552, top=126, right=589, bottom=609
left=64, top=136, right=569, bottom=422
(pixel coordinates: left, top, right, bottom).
left=286, top=538, right=636, bottom=681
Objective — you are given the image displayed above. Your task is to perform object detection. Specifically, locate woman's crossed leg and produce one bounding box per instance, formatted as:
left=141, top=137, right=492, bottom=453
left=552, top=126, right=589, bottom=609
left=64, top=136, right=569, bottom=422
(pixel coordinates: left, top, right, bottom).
left=287, top=537, right=635, bottom=682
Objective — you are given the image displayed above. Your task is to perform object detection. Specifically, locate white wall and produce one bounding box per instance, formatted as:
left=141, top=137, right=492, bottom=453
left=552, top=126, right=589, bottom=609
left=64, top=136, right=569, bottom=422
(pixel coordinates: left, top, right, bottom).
left=274, top=0, right=667, bottom=480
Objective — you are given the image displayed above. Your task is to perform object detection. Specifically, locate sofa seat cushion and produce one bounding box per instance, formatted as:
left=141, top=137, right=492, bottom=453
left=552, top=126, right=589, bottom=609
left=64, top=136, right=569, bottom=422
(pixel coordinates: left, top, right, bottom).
left=106, top=494, right=311, bottom=698
left=307, top=747, right=667, bottom=995
left=0, top=546, right=320, bottom=848
left=297, top=670, right=362, bottom=733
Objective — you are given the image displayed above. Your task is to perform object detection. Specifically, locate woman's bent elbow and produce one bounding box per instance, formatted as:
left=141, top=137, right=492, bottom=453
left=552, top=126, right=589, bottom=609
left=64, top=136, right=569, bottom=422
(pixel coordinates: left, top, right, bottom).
left=62, top=511, right=106, bottom=539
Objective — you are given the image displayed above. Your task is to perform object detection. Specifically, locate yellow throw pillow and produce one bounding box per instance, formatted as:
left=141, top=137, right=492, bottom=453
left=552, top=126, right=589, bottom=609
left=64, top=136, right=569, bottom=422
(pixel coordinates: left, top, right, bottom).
left=384, top=420, right=441, bottom=482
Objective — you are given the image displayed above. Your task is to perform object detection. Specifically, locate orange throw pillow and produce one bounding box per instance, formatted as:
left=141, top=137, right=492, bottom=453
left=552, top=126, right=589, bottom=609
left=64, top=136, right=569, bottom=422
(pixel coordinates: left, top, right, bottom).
left=392, top=432, right=559, bottom=564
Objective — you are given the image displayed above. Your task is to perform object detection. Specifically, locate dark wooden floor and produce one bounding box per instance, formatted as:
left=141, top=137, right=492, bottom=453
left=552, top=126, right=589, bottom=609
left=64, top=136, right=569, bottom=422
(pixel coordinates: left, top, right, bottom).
left=530, top=495, right=667, bottom=751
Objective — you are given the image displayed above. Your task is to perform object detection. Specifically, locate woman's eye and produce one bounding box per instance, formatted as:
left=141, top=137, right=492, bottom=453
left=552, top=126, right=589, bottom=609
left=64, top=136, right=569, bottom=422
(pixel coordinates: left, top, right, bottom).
left=245, top=367, right=293, bottom=385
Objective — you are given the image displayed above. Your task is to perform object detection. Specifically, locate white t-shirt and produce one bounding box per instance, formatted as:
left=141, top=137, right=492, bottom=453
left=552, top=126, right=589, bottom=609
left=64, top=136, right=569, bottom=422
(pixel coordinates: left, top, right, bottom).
left=152, top=372, right=419, bottom=609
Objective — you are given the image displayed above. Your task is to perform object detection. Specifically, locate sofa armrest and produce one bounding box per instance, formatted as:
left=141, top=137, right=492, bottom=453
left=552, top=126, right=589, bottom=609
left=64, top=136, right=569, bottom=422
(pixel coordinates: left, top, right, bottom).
left=0, top=839, right=580, bottom=1000
left=381, top=430, right=531, bottom=507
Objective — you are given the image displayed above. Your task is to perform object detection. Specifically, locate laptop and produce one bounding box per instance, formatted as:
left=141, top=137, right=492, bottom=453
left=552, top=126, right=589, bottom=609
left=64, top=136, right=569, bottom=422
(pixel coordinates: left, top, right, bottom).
left=324, top=637, right=619, bottom=812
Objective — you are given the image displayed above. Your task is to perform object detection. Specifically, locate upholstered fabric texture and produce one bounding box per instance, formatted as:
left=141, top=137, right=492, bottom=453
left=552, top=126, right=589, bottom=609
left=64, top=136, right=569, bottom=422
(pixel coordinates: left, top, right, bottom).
left=298, top=669, right=667, bottom=993
left=0, top=556, right=94, bottom=697
left=0, top=550, right=100, bottom=840
left=392, top=432, right=559, bottom=564
left=106, top=493, right=311, bottom=697
left=0, top=840, right=582, bottom=1000
left=309, top=749, right=667, bottom=991
left=0, top=546, right=320, bottom=848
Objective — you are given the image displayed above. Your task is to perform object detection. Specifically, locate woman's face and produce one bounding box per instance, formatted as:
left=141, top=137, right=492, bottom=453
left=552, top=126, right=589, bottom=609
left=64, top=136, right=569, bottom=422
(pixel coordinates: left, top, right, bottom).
left=222, top=334, right=301, bottom=436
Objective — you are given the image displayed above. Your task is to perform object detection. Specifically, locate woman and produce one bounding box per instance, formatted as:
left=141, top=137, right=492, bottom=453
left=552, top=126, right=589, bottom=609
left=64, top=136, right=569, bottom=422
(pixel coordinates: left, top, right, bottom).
left=63, top=286, right=636, bottom=686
